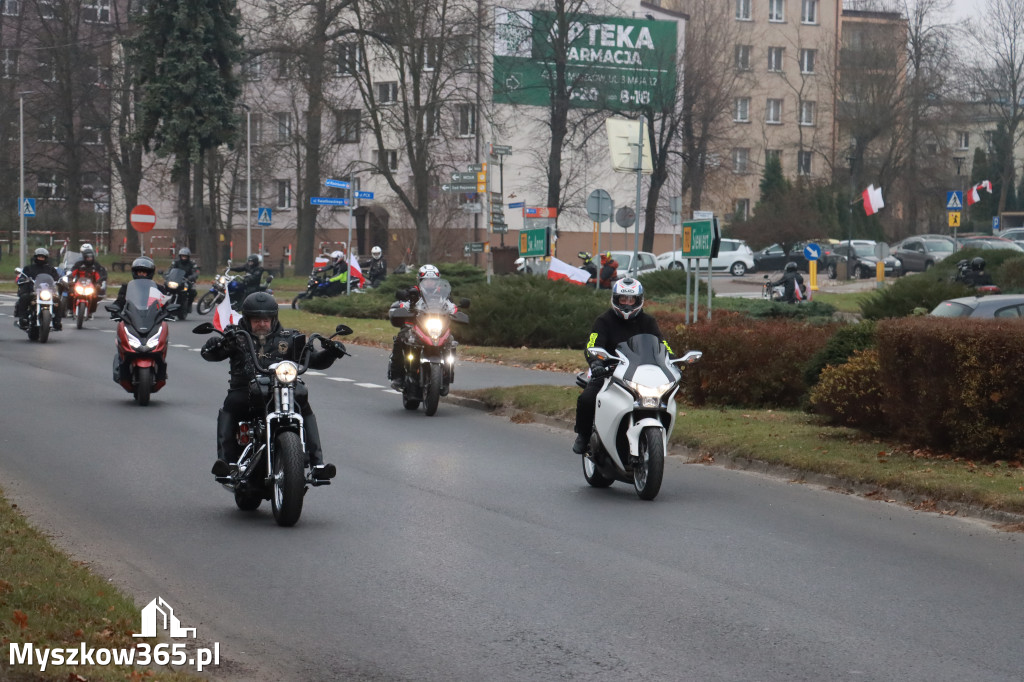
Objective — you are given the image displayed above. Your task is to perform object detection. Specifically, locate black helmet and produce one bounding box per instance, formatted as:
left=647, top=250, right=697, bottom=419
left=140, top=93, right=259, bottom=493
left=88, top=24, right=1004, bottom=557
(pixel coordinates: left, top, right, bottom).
left=241, top=291, right=278, bottom=319
left=131, top=256, right=155, bottom=279
left=785, top=261, right=798, bottom=273
left=578, top=250, right=593, bottom=263
left=82, top=245, right=96, bottom=261
left=33, top=247, right=49, bottom=265
left=971, top=257, right=986, bottom=271
left=246, top=254, right=261, bottom=267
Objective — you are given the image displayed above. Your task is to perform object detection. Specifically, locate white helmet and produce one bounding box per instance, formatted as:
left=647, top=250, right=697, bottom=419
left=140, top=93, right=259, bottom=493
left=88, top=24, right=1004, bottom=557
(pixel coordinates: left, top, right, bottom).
left=371, top=246, right=382, bottom=259
left=611, top=277, right=644, bottom=320
left=514, top=257, right=526, bottom=271
left=418, top=264, right=440, bottom=281
left=330, top=250, right=344, bottom=262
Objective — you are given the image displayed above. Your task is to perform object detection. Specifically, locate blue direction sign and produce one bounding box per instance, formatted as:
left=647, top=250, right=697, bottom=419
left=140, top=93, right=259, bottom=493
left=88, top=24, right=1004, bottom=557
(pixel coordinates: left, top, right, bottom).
left=946, top=191, right=963, bottom=210
left=508, top=201, right=524, bottom=209
left=311, top=197, right=349, bottom=206
left=803, top=242, right=821, bottom=261
left=257, top=207, right=272, bottom=226
left=325, top=179, right=350, bottom=189
left=21, top=198, right=35, bottom=217
left=355, top=190, right=373, bottom=200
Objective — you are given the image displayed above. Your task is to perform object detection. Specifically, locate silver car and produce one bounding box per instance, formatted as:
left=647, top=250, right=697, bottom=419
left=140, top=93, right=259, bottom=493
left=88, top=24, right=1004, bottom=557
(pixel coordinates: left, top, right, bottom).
left=890, top=235, right=956, bottom=272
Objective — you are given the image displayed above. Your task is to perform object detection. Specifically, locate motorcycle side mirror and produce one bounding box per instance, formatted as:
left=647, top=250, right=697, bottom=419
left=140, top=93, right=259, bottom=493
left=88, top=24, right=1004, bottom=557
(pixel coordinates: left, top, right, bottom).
left=763, top=274, right=770, bottom=280
left=165, top=303, right=180, bottom=314
left=104, top=304, right=118, bottom=313
left=192, top=322, right=215, bottom=334
left=671, top=350, right=703, bottom=366
left=585, top=347, right=612, bottom=362
left=333, top=323, right=353, bottom=336
left=15, top=267, right=23, bottom=275
left=458, top=298, right=471, bottom=309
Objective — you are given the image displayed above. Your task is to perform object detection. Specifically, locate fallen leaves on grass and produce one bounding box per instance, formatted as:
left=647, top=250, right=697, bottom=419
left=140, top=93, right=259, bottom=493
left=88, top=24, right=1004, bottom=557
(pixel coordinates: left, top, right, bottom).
left=12, top=610, right=27, bottom=628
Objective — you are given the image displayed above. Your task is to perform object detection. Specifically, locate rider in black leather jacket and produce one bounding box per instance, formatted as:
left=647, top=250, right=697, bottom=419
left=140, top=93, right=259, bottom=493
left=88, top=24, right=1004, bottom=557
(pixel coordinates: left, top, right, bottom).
left=15, top=248, right=62, bottom=331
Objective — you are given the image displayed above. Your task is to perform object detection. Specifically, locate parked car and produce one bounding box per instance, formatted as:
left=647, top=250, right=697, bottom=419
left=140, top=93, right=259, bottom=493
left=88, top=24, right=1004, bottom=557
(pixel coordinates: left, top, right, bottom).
left=607, top=250, right=658, bottom=279
left=930, top=294, right=1024, bottom=318
left=889, top=235, right=956, bottom=272
left=956, top=236, right=1024, bottom=252
left=822, top=240, right=902, bottom=279
left=655, top=238, right=755, bottom=276
left=751, top=239, right=838, bottom=273
left=996, top=227, right=1024, bottom=241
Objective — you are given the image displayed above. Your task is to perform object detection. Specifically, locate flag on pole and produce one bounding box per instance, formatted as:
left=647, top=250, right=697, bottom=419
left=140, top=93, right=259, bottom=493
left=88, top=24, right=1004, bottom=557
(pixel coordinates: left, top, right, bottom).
left=966, top=180, right=992, bottom=207
left=348, top=255, right=365, bottom=288
left=546, top=257, right=591, bottom=285
left=213, top=293, right=242, bottom=331
left=862, top=184, right=884, bottom=216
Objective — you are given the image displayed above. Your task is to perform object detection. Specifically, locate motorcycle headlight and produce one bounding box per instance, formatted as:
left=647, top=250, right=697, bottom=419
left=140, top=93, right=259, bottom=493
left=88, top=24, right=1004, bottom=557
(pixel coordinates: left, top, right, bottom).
left=143, top=326, right=164, bottom=350
left=167, top=281, right=179, bottom=289
left=274, top=361, right=298, bottom=385
left=625, top=380, right=676, bottom=408
left=125, top=329, right=143, bottom=349
left=215, top=275, right=225, bottom=285
left=422, top=316, right=444, bottom=339
left=38, top=289, right=52, bottom=301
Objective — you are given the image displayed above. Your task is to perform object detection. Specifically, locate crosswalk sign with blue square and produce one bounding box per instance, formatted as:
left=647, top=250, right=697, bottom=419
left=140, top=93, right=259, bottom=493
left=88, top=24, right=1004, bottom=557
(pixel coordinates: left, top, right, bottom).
left=946, top=191, right=962, bottom=210
left=21, top=198, right=35, bottom=217
left=257, top=207, right=272, bottom=226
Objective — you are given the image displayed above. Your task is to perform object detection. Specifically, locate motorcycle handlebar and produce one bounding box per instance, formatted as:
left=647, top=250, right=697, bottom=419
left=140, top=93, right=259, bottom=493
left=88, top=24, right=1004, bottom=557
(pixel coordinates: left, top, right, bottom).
left=221, top=327, right=329, bottom=376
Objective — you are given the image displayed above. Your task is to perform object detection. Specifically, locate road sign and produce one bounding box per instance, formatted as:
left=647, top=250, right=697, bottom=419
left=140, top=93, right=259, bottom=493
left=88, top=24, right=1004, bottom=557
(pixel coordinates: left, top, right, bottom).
left=325, top=178, right=350, bottom=189
left=477, top=182, right=487, bottom=193
left=946, top=191, right=962, bottom=210
left=587, top=189, right=613, bottom=222
left=311, top=196, right=348, bottom=206
left=874, top=242, right=890, bottom=259
left=129, top=204, right=156, bottom=233
left=461, top=202, right=482, bottom=213
left=519, top=227, right=549, bottom=258
left=615, top=206, right=635, bottom=228
left=693, top=210, right=714, bottom=220
left=355, top=191, right=373, bottom=200
left=442, top=183, right=477, bottom=192
left=491, top=222, right=509, bottom=234
left=804, top=242, right=821, bottom=261
left=257, top=207, right=272, bottom=226
left=949, top=211, right=961, bottom=227
left=681, top=219, right=714, bottom=258
left=21, top=198, right=35, bottom=218
left=451, top=172, right=477, bottom=182
left=463, top=241, right=487, bottom=255
left=508, top=201, right=524, bottom=209
left=994, top=216, right=1001, bottom=232
left=469, top=163, right=484, bottom=172
left=491, top=144, right=512, bottom=155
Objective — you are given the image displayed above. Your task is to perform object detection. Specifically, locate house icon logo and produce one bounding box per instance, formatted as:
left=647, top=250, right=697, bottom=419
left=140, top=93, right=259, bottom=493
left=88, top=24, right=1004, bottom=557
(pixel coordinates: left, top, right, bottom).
left=133, top=597, right=197, bottom=639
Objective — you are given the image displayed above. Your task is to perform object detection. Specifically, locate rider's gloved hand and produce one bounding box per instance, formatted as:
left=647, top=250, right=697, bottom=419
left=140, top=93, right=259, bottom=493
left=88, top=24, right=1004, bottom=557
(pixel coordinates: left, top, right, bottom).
left=590, top=361, right=610, bottom=378
left=327, top=340, right=347, bottom=358
left=202, top=337, right=226, bottom=353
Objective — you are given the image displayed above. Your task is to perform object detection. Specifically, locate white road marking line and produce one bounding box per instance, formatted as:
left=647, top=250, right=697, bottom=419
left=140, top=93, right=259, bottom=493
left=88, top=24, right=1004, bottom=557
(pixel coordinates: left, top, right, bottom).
left=171, top=344, right=190, bottom=348
left=384, top=389, right=402, bottom=395
left=355, top=382, right=384, bottom=388
left=326, top=377, right=354, bottom=382
left=305, top=371, right=325, bottom=376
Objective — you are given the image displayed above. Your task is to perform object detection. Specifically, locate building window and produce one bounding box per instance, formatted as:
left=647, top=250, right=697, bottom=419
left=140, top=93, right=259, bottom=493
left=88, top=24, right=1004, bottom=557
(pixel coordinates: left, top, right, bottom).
left=926, top=143, right=938, bottom=155
left=375, top=149, right=398, bottom=172
left=2, top=49, right=18, bottom=79
left=766, top=149, right=781, bottom=165
left=275, top=112, right=291, bottom=142
left=800, top=100, right=816, bottom=126
left=458, top=104, right=476, bottom=137
left=2, top=1, right=19, bottom=16
left=423, top=39, right=440, bottom=71
left=801, top=0, right=818, bottom=24
left=957, top=131, right=970, bottom=149
left=423, top=106, right=441, bottom=137
left=734, top=198, right=750, bottom=220
left=83, top=125, right=103, bottom=145
left=242, top=53, right=262, bottom=80
left=736, top=0, right=751, bottom=20
left=38, top=57, right=57, bottom=82
left=798, top=150, right=812, bottom=175
left=732, top=148, right=750, bottom=174
left=377, top=81, right=398, bottom=104
left=37, top=115, right=59, bottom=143
left=39, top=0, right=54, bottom=18
left=458, top=35, right=478, bottom=68
left=337, top=109, right=360, bottom=143
left=768, top=47, right=784, bottom=72
left=800, top=49, right=816, bottom=74
left=37, top=171, right=64, bottom=199
left=734, top=97, right=750, bottom=122
left=735, top=45, right=752, bottom=71
left=82, top=0, right=110, bottom=23
left=769, top=0, right=784, bottom=22
left=336, top=43, right=359, bottom=76
left=766, top=98, right=782, bottom=124
left=276, top=179, right=291, bottom=208
left=248, top=113, right=263, bottom=145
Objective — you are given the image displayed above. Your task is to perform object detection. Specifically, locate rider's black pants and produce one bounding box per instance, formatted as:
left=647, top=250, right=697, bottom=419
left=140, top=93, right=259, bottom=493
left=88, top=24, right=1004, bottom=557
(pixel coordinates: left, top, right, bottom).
left=574, top=378, right=602, bottom=437
left=216, top=383, right=325, bottom=465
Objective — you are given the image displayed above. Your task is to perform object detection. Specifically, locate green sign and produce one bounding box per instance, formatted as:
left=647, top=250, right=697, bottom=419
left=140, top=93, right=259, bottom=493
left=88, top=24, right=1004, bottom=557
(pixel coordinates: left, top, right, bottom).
left=493, top=9, right=678, bottom=111
left=463, top=241, right=487, bottom=255
left=519, top=226, right=549, bottom=258
left=681, top=219, right=713, bottom=258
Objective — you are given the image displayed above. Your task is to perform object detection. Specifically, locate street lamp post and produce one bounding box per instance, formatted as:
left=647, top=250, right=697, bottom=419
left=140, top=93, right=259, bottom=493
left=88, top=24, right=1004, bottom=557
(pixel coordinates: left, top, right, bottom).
left=243, top=105, right=252, bottom=258
left=19, top=93, right=27, bottom=268
left=846, top=150, right=856, bottom=280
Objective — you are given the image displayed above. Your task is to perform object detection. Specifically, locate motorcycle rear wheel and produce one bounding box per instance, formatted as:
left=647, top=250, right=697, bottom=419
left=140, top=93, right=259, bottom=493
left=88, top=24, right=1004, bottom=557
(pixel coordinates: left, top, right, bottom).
left=134, top=368, right=153, bottom=406
left=583, top=445, right=614, bottom=488
left=634, top=426, right=665, bottom=501
left=291, top=292, right=309, bottom=310
left=424, top=364, right=442, bottom=416
left=271, top=431, right=305, bottom=527
left=196, top=292, right=218, bottom=315
left=234, top=491, right=262, bottom=511
left=38, top=309, right=51, bottom=344
left=76, top=301, right=86, bottom=329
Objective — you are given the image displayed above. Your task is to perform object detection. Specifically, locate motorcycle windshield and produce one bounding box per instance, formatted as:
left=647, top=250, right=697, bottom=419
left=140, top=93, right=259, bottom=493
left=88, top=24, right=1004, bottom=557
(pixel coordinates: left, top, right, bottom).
left=417, top=278, right=452, bottom=313
left=34, top=273, right=56, bottom=293
left=165, top=268, right=187, bottom=286
left=123, top=279, right=167, bottom=335
left=616, top=334, right=675, bottom=382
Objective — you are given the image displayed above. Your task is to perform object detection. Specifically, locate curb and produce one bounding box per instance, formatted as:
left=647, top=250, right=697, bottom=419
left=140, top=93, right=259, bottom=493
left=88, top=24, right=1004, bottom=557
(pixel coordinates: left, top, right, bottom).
left=444, top=394, right=1024, bottom=530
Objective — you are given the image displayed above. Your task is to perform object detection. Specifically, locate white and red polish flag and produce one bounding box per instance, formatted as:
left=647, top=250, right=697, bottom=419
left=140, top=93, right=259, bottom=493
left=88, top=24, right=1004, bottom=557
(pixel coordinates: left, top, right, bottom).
left=862, top=184, right=884, bottom=216
left=546, top=257, right=590, bottom=285
left=348, top=255, right=365, bottom=287
left=213, top=293, right=242, bottom=332
left=967, top=180, right=992, bottom=207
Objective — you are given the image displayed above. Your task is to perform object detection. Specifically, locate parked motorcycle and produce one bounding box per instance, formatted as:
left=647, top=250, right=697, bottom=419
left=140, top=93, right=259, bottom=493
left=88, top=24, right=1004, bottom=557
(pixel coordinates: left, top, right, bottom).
left=387, top=278, right=469, bottom=416
left=161, top=267, right=196, bottom=320
left=196, top=263, right=238, bottom=315
left=105, top=279, right=178, bottom=406
left=14, top=268, right=58, bottom=343
left=291, top=265, right=333, bottom=309
left=575, top=335, right=702, bottom=500
left=192, top=320, right=353, bottom=527
left=69, top=274, right=101, bottom=328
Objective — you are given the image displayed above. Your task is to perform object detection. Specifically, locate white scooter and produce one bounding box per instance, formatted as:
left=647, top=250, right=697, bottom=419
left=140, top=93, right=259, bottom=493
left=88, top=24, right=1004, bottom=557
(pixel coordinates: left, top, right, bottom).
left=576, top=334, right=702, bottom=500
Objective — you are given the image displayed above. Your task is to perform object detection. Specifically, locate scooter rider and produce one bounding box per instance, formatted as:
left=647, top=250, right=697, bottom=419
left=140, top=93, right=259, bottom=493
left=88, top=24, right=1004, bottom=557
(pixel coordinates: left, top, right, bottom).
left=69, top=244, right=109, bottom=317
left=769, top=262, right=805, bottom=304
left=367, top=246, right=387, bottom=287
left=110, top=257, right=166, bottom=314
left=573, top=278, right=672, bottom=454
left=15, top=247, right=62, bottom=331
left=201, top=291, right=345, bottom=481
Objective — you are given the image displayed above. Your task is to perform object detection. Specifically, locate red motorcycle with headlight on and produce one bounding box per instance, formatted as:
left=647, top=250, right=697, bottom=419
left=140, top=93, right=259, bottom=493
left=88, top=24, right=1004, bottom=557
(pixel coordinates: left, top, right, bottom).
left=69, top=274, right=101, bottom=328
left=105, top=279, right=179, bottom=406
left=387, top=278, right=469, bottom=416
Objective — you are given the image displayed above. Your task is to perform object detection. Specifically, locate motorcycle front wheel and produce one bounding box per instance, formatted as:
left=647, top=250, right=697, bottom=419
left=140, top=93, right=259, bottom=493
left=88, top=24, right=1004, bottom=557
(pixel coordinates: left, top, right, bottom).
left=424, top=364, right=442, bottom=416
left=271, top=431, right=305, bottom=527
left=76, top=301, right=87, bottom=329
left=291, top=292, right=309, bottom=310
left=38, top=309, right=51, bottom=344
left=134, top=367, right=153, bottom=406
left=634, top=426, right=665, bottom=500
left=196, top=291, right=218, bottom=315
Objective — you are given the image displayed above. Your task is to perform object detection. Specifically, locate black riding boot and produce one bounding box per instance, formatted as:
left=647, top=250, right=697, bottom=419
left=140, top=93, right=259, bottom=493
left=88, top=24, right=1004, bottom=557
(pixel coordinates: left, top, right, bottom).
left=304, top=412, right=336, bottom=480
left=212, top=409, right=237, bottom=476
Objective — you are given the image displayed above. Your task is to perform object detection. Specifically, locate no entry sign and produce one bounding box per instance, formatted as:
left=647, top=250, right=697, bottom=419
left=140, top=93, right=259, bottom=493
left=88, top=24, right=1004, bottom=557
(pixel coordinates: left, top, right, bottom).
left=130, top=204, right=156, bottom=233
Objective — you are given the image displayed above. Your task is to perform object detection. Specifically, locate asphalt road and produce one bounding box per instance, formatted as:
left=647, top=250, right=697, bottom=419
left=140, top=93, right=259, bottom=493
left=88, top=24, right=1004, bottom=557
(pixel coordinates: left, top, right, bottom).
left=1, top=295, right=1022, bottom=681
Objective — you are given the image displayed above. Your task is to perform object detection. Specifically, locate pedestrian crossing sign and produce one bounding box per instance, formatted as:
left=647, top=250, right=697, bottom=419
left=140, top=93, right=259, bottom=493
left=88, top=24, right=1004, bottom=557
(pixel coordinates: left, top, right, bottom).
left=257, top=207, right=272, bottom=226
left=946, top=191, right=962, bottom=210
left=21, top=198, right=35, bottom=217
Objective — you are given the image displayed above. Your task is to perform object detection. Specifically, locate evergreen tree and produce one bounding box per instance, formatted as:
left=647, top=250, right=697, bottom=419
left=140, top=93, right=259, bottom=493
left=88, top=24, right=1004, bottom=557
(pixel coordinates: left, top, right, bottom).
left=758, top=155, right=789, bottom=206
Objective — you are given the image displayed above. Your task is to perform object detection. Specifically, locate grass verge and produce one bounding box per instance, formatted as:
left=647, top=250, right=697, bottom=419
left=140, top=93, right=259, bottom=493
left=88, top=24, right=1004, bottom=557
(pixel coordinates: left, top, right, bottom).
left=0, top=489, right=203, bottom=681
left=456, top=385, right=1024, bottom=518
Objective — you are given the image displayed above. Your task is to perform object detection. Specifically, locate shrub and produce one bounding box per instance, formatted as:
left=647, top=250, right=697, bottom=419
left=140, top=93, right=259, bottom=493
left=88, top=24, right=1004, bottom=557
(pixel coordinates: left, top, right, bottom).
left=859, top=272, right=971, bottom=320
left=993, top=254, right=1024, bottom=293
left=802, top=320, right=876, bottom=387
left=807, top=349, right=886, bottom=430
left=637, top=268, right=709, bottom=299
